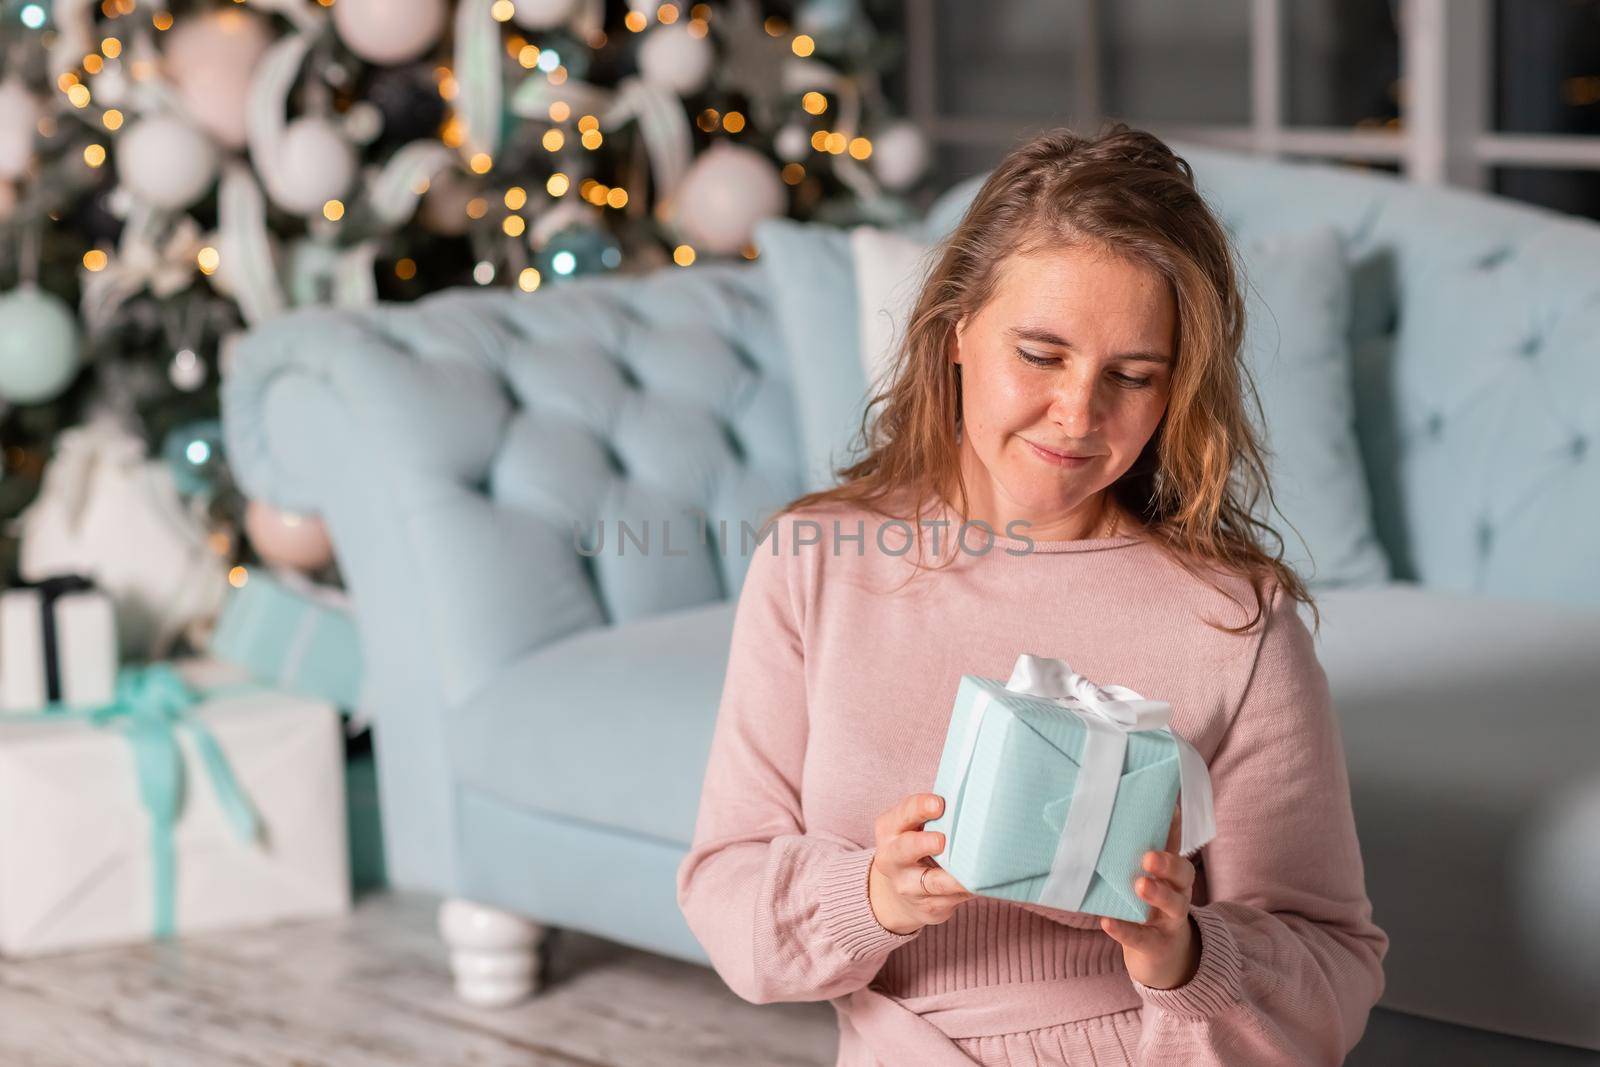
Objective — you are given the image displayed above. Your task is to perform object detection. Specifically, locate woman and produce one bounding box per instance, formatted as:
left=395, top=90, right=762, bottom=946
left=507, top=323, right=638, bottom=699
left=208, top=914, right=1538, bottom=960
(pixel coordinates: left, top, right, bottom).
left=675, top=123, right=1388, bottom=1066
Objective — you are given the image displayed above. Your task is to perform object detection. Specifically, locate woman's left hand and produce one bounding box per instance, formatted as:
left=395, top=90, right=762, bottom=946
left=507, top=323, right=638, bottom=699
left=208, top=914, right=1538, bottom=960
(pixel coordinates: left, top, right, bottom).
left=1100, top=805, right=1202, bottom=990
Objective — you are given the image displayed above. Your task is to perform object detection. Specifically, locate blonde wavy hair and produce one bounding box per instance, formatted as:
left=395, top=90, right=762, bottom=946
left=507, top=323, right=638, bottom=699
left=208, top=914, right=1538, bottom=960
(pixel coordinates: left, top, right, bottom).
left=772, top=122, right=1318, bottom=637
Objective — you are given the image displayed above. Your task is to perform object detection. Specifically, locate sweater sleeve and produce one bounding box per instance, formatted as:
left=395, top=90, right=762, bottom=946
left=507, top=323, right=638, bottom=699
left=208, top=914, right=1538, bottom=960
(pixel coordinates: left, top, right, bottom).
left=1130, top=580, right=1390, bottom=1066
left=675, top=531, right=920, bottom=1005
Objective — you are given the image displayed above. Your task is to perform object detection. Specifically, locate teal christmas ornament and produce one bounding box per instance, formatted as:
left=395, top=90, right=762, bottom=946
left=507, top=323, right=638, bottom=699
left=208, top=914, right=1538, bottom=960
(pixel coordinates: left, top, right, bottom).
left=162, top=418, right=227, bottom=497
left=535, top=223, right=622, bottom=281
left=0, top=285, right=82, bottom=403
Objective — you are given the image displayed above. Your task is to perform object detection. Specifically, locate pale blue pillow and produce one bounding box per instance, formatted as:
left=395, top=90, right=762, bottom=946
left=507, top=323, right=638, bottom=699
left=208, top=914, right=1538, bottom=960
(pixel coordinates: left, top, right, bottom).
left=1238, top=225, right=1392, bottom=587
left=752, top=218, right=863, bottom=493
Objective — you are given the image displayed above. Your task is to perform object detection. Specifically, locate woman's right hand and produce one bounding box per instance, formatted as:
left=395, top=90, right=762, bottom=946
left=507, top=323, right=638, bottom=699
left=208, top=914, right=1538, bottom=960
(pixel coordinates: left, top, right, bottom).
left=868, top=792, right=975, bottom=935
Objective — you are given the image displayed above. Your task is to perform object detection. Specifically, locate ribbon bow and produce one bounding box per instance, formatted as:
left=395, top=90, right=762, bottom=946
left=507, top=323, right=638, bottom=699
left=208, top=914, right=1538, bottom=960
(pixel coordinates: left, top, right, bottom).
left=23, top=664, right=266, bottom=938
left=950, top=653, right=1217, bottom=914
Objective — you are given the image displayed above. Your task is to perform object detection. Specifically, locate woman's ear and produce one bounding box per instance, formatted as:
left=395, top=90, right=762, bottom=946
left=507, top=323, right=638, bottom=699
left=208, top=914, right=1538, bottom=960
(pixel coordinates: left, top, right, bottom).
left=950, top=315, right=967, bottom=366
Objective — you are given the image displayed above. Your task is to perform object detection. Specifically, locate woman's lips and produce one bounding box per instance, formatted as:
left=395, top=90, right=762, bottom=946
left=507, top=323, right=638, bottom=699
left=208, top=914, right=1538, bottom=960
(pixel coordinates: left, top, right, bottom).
left=1025, top=439, right=1098, bottom=467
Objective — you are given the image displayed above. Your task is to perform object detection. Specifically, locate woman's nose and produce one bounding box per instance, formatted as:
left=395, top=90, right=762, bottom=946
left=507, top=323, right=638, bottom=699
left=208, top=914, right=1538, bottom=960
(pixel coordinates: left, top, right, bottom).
left=1046, top=375, right=1099, bottom=437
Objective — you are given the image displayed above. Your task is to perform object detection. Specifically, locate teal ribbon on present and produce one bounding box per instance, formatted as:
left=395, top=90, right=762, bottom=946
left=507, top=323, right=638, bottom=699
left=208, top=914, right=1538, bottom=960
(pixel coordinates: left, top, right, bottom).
left=18, top=663, right=268, bottom=939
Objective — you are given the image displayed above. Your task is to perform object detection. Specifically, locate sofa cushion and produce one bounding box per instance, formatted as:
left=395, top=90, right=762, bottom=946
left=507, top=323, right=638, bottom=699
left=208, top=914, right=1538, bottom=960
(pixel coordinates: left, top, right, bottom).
left=1304, top=583, right=1600, bottom=1050
left=450, top=598, right=736, bottom=847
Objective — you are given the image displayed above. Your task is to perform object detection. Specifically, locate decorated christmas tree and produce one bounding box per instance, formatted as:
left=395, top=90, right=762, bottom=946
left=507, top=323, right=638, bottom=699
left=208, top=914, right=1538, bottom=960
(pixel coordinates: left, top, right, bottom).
left=0, top=0, right=927, bottom=642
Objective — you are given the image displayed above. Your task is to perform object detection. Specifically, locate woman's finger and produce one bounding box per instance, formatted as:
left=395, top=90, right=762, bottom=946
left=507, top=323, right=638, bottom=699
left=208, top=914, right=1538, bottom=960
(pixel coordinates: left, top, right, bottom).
left=1142, top=850, right=1195, bottom=894
left=1135, top=874, right=1189, bottom=926
left=917, top=862, right=969, bottom=897
left=1101, top=914, right=1162, bottom=953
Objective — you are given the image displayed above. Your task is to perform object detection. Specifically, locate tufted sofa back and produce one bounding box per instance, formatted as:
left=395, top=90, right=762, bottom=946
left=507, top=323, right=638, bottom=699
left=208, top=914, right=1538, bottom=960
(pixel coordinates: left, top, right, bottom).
left=225, top=263, right=804, bottom=717
left=1162, top=141, right=1600, bottom=609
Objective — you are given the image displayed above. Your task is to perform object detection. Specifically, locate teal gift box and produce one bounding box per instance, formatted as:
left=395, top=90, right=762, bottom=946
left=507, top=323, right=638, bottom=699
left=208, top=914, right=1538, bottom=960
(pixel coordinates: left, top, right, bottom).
left=924, top=654, right=1216, bottom=923
left=208, top=568, right=363, bottom=714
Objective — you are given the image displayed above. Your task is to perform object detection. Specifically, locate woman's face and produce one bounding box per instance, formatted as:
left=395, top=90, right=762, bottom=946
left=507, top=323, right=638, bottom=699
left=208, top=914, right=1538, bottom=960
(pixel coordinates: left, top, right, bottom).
left=950, top=244, right=1176, bottom=540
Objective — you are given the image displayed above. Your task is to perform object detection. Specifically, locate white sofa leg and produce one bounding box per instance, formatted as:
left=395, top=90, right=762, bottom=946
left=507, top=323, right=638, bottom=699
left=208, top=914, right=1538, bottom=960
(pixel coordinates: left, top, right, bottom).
left=437, top=898, right=547, bottom=1007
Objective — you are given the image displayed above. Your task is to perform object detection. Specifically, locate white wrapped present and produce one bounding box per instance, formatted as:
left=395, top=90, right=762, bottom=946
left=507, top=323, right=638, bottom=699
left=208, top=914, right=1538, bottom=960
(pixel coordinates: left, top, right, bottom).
left=0, top=574, right=118, bottom=713
left=0, top=659, right=350, bottom=957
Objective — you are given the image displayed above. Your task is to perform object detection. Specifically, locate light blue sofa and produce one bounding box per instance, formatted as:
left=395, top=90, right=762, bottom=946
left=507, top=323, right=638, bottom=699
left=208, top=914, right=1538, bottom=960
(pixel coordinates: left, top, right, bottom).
left=221, top=141, right=1600, bottom=1063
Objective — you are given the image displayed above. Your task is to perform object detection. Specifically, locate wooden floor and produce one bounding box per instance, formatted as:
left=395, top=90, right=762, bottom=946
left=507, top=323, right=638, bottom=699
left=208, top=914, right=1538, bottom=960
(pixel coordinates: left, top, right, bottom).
left=0, top=891, right=839, bottom=1067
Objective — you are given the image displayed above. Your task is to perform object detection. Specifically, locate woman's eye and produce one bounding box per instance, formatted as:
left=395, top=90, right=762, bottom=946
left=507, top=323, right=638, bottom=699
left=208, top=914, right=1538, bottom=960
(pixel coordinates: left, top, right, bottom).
left=1112, top=373, right=1153, bottom=389
left=1014, top=347, right=1055, bottom=367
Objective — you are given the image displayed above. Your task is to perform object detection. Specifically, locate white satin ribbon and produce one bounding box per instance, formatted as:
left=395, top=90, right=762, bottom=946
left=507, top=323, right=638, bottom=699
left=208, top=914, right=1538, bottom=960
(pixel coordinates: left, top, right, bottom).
left=943, top=653, right=1216, bottom=912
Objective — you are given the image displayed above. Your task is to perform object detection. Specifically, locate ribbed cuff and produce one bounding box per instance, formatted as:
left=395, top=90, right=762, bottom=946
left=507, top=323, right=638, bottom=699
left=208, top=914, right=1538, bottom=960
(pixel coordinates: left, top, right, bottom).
left=817, top=847, right=922, bottom=960
left=1131, top=904, right=1246, bottom=1020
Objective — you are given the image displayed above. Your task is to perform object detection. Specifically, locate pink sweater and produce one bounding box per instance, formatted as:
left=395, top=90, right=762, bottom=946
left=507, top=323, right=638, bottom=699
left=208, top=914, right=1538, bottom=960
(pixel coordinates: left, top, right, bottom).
left=675, top=497, right=1389, bottom=1066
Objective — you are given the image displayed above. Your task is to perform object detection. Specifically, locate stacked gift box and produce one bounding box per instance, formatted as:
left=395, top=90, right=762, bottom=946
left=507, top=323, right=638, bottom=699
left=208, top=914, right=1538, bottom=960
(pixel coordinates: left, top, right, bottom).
left=0, top=564, right=375, bottom=957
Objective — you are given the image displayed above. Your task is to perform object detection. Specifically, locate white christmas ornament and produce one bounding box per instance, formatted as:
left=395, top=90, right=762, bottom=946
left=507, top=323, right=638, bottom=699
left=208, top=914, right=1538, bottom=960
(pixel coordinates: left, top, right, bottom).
left=637, top=24, right=713, bottom=96
left=775, top=123, right=811, bottom=163
left=271, top=118, right=357, bottom=216
left=16, top=416, right=230, bottom=661
left=0, top=79, right=41, bottom=181
left=163, top=10, right=272, bottom=149
left=870, top=121, right=930, bottom=192
left=512, top=0, right=577, bottom=30
left=117, top=116, right=220, bottom=211
left=671, top=143, right=786, bottom=256
left=0, top=286, right=82, bottom=404
left=332, top=0, right=448, bottom=65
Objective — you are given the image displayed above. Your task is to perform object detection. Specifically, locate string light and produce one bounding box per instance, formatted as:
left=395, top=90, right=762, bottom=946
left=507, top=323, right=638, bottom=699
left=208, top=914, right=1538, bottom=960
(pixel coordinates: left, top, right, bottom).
left=473, top=261, right=495, bottom=284
left=490, top=0, right=514, bottom=21
left=466, top=197, right=488, bottom=219
left=57, top=73, right=78, bottom=93
left=581, top=128, right=602, bottom=149
left=763, top=16, right=786, bottom=35
left=518, top=267, right=541, bottom=292
left=542, top=129, right=564, bottom=151
left=67, top=84, right=91, bottom=107
left=82, top=144, right=106, bottom=167
left=741, top=244, right=759, bottom=260
left=696, top=108, right=720, bottom=133
left=848, top=136, right=872, bottom=159
left=228, top=566, right=249, bottom=589
left=504, top=186, right=527, bottom=210
left=802, top=91, right=827, bottom=115
left=624, top=10, right=647, bottom=31
left=548, top=100, right=570, bottom=122
left=82, top=249, right=108, bottom=271
left=323, top=199, right=345, bottom=221
left=810, top=129, right=829, bottom=151
left=606, top=187, right=627, bottom=208
left=505, top=34, right=527, bottom=58
left=197, top=246, right=220, bottom=273
left=657, top=3, right=678, bottom=22
left=824, top=131, right=846, bottom=154
left=782, top=163, right=804, bottom=184
left=103, top=108, right=123, bottom=130
left=686, top=17, right=707, bottom=37
left=101, top=36, right=121, bottom=58
left=440, top=115, right=465, bottom=147
left=673, top=245, right=696, bottom=266
left=469, top=152, right=492, bottom=174
left=395, top=258, right=417, bottom=280
left=722, top=111, right=745, bottom=133
left=577, top=114, right=598, bottom=132
left=152, top=10, right=172, bottom=30
left=502, top=215, right=525, bottom=236
left=546, top=172, right=569, bottom=196
left=791, top=34, right=815, bottom=57
left=519, top=44, right=540, bottom=68
left=84, top=54, right=104, bottom=74
left=549, top=65, right=567, bottom=85
left=690, top=3, right=711, bottom=18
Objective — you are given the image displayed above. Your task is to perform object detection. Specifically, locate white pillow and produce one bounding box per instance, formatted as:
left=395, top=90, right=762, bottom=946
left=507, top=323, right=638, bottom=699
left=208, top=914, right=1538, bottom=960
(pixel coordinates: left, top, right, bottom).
left=849, top=226, right=936, bottom=399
